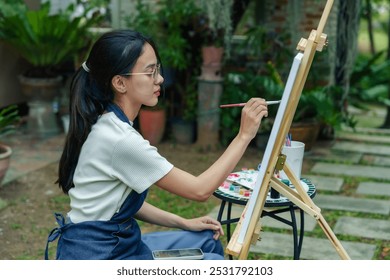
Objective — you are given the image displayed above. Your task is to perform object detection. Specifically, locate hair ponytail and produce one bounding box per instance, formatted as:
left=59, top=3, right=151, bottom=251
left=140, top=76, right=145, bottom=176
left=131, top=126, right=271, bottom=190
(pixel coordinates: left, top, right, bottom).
left=57, top=68, right=110, bottom=193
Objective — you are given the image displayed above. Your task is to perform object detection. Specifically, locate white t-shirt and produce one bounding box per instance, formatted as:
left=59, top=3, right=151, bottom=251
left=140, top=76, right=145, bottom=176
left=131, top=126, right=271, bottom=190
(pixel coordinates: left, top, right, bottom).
left=67, top=112, right=173, bottom=223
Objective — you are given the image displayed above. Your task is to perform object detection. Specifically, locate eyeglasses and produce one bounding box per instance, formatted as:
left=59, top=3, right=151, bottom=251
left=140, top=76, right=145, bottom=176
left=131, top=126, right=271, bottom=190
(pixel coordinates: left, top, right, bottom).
left=121, top=64, right=161, bottom=82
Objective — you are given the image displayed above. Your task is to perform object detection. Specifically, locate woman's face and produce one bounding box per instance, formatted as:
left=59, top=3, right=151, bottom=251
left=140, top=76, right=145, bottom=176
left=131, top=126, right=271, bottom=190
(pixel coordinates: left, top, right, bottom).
left=124, top=43, right=164, bottom=108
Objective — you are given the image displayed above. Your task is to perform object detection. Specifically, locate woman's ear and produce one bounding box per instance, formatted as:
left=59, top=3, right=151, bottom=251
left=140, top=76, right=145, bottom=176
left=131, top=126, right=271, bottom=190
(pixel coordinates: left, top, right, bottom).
left=111, top=75, right=127, bottom=94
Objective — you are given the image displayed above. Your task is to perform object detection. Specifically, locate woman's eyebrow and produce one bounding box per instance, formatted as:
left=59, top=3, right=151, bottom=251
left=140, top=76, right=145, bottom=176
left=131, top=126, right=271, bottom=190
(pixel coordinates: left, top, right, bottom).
left=144, top=63, right=158, bottom=70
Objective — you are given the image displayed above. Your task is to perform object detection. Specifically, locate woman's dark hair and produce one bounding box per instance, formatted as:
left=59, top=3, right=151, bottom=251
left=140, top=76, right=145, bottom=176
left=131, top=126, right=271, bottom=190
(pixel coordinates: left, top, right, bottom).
left=58, top=29, right=161, bottom=194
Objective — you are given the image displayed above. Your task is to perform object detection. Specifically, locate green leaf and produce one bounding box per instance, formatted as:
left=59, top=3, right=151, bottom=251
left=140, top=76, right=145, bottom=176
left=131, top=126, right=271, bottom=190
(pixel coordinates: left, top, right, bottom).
left=0, top=105, right=19, bottom=137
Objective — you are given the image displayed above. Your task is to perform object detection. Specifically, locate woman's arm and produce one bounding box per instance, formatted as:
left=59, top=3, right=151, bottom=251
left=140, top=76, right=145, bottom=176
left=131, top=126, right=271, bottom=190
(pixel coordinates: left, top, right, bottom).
left=134, top=201, right=224, bottom=239
left=156, top=98, right=268, bottom=201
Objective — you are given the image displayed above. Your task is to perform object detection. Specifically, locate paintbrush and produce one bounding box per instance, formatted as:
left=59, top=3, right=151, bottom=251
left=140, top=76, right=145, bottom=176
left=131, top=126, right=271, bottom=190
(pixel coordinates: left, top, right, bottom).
left=220, top=100, right=281, bottom=108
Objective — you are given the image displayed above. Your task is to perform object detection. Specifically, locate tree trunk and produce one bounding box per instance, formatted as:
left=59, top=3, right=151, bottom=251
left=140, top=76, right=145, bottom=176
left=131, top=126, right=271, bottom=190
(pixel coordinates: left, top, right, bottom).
left=380, top=12, right=390, bottom=128
left=365, top=0, right=376, bottom=54
left=231, top=0, right=251, bottom=29
left=334, top=0, right=362, bottom=113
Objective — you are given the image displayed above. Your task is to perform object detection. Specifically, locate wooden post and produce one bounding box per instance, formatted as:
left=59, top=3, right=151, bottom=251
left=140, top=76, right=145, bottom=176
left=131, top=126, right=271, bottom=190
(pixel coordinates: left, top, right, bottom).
left=196, top=79, right=223, bottom=151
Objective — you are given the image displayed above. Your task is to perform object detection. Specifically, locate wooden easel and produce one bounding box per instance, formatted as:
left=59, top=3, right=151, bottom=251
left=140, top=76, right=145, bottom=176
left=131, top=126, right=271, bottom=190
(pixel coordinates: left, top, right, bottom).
left=226, top=0, right=351, bottom=260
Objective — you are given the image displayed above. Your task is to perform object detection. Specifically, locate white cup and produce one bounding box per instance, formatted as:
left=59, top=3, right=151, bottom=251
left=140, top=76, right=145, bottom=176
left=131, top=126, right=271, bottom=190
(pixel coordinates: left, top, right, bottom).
left=280, top=141, right=305, bottom=180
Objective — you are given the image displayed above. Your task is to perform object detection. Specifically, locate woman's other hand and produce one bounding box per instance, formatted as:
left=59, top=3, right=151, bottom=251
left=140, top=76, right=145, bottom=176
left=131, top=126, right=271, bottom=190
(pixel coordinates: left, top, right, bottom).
left=183, top=216, right=224, bottom=240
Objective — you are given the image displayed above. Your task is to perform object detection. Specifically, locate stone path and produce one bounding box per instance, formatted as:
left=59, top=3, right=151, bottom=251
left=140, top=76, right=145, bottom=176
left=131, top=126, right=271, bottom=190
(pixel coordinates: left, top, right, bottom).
left=2, top=132, right=63, bottom=185
left=209, top=127, right=390, bottom=260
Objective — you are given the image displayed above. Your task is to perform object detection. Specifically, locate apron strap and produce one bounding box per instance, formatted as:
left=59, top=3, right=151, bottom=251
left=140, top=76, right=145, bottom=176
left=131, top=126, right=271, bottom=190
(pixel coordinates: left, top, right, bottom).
left=106, top=103, right=132, bottom=126
left=45, top=213, right=67, bottom=260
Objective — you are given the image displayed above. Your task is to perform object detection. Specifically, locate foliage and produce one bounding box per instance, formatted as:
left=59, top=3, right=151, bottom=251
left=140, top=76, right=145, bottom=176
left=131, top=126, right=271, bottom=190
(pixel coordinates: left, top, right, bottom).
left=181, top=80, right=198, bottom=121
left=220, top=71, right=283, bottom=145
left=125, top=0, right=238, bottom=121
left=0, top=105, right=19, bottom=139
left=0, top=0, right=26, bottom=16
left=125, top=0, right=203, bottom=120
left=0, top=1, right=104, bottom=78
left=220, top=59, right=350, bottom=145
left=295, top=86, right=344, bottom=128
left=126, top=0, right=202, bottom=71
left=239, top=26, right=293, bottom=74
left=327, top=51, right=389, bottom=128
left=347, top=52, right=390, bottom=109
left=265, top=61, right=346, bottom=128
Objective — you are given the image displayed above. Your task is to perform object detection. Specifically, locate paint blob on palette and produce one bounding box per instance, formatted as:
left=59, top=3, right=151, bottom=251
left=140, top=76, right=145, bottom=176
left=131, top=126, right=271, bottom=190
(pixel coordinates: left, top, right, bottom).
left=219, top=181, right=252, bottom=202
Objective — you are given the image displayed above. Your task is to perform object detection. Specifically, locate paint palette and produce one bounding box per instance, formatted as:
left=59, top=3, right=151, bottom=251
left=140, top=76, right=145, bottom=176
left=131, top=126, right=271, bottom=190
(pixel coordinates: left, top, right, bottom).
left=225, top=169, right=258, bottom=190
left=216, top=170, right=315, bottom=206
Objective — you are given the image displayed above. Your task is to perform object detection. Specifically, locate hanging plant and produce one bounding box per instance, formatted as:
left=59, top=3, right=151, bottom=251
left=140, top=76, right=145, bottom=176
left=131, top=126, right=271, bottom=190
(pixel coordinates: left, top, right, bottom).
left=198, top=0, right=234, bottom=56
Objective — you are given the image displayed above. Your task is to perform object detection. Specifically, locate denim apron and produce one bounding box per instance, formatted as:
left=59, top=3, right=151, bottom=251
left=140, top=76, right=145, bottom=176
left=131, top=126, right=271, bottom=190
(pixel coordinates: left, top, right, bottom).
left=45, top=103, right=153, bottom=260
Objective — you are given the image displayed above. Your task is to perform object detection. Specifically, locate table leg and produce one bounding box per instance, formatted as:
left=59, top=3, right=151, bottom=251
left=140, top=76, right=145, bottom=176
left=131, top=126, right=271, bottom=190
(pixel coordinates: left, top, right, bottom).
left=289, top=206, right=299, bottom=259
left=226, top=202, right=234, bottom=260
left=289, top=207, right=306, bottom=260
left=227, top=202, right=233, bottom=241
left=217, top=200, right=226, bottom=222
left=297, top=208, right=305, bottom=258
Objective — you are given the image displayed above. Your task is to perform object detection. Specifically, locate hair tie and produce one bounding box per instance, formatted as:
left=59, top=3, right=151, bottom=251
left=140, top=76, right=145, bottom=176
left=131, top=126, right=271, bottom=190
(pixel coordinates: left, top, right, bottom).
left=82, top=61, right=90, bottom=72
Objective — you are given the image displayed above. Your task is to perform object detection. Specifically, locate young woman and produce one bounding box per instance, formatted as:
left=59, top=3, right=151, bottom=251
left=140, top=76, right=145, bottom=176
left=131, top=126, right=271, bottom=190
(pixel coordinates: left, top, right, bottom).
left=45, top=30, right=268, bottom=260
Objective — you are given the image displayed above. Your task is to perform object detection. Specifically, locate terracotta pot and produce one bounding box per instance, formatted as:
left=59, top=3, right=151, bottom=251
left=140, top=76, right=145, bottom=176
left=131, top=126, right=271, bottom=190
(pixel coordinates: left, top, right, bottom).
left=18, top=75, right=62, bottom=101
left=138, top=108, right=166, bottom=146
left=289, top=121, right=320, bottom=151
left=0, top=143, right=12, bottom=187
left=201, top=46, right=224, bottom=66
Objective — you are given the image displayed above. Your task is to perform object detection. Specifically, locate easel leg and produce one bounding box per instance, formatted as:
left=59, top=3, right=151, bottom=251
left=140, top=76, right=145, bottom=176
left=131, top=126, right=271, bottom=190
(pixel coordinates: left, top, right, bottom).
left=317, top=215, right=350, bottom=260
left=270, top=170, right=351, bottom=260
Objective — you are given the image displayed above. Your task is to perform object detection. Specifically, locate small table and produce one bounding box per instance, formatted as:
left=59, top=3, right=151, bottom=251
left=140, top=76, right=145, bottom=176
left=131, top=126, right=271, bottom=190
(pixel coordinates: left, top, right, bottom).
left=213, top=171, right=316, bottom=260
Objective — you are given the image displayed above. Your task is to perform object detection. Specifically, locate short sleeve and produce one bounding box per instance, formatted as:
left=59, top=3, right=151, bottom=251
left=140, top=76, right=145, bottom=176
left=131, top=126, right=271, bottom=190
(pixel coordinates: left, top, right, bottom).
left=110, top=131, right=173, bottom=193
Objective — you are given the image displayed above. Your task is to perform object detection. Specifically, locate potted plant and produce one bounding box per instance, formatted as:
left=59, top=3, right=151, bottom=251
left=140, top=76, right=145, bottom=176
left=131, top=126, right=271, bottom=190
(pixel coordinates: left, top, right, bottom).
left=289, top=87, right=338, bottom=150
left=0, top=105, right=19, bottom=188
left=138, top=102, right=168, bottom=146
left=197, top=0, right=234, bottom=70
left=0, top=1, right=104, bottom=137
left=170, top=85, right=198, bottom=144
